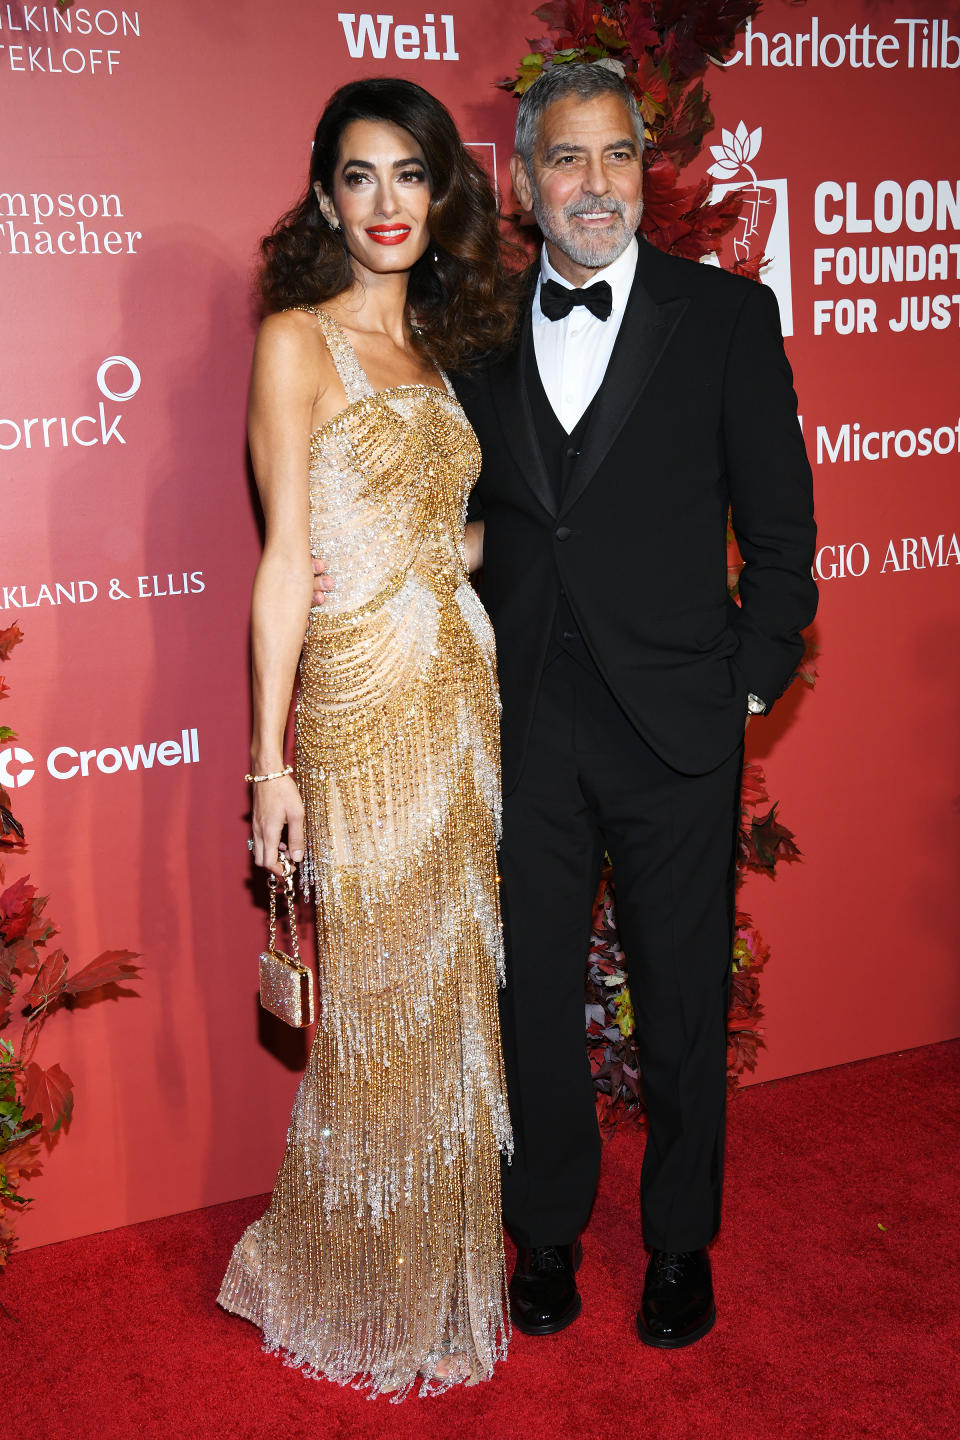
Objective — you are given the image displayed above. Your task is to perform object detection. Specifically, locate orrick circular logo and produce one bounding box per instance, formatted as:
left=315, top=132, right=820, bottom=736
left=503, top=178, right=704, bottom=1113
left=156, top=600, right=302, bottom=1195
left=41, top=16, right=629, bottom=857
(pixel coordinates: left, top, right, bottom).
left=96, top=355, right=141, bottom=402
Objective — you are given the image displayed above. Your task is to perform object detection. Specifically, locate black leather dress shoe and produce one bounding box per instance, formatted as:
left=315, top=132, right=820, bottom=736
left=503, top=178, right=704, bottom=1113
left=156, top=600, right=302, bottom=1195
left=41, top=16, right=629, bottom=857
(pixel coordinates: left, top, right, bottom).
left=509, top=1241, right=583, bottom=1336
left=636, top=1248, right=716, bottom=1348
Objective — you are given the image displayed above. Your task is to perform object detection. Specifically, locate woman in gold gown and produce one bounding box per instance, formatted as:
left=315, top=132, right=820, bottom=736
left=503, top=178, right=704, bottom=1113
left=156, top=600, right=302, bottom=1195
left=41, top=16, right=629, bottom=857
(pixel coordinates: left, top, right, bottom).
left=218, top=79, right=518, bottom=1397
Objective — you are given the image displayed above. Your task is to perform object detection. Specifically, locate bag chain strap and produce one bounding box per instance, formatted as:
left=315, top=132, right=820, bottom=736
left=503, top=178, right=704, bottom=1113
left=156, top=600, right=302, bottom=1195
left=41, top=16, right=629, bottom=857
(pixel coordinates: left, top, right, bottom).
left=267, top=854, right=301, bottom=962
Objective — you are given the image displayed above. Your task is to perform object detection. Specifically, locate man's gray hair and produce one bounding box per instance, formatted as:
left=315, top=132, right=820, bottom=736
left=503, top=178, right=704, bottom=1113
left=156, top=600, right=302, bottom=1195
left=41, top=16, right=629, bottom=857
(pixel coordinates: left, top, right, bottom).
left=514, top=60, right=647, bottom=168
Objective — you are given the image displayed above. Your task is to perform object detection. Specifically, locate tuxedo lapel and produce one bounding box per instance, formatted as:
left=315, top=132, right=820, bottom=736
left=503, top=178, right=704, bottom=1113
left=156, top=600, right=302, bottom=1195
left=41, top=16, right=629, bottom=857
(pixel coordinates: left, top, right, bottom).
left=488, top=307, right=557, bottom=518
left=560, top=265, right=688, bottom=517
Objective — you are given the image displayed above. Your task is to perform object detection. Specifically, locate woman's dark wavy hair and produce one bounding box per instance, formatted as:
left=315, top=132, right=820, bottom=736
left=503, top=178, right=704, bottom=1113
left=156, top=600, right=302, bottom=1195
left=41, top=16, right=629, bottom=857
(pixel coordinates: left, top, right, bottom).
left=260, top=78, right=522, bottom=370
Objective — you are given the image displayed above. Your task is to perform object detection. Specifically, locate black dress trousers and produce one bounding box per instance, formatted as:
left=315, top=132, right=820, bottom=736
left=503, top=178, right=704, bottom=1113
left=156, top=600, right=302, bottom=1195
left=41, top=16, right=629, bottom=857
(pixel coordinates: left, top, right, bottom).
left=498, top=633, right=743, bottom=1254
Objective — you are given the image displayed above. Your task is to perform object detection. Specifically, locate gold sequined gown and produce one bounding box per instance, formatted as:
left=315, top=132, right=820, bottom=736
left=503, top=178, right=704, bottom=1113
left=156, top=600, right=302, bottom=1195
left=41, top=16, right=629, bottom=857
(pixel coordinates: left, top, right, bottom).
left=219, top=309, right=512, bottom=1397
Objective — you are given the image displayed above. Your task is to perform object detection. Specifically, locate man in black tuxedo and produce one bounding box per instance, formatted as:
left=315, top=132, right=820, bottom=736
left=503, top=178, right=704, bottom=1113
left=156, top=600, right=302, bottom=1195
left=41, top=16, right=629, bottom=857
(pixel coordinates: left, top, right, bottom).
left=454, top=62, right=817, bottom=1348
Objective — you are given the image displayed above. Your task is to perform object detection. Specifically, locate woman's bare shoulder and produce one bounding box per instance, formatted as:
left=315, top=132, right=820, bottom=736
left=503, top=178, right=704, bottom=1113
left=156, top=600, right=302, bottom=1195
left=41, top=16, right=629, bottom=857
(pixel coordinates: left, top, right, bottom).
left=257, top=306, right=327, bottom=347
left=253, top=308, right=336, bottom=386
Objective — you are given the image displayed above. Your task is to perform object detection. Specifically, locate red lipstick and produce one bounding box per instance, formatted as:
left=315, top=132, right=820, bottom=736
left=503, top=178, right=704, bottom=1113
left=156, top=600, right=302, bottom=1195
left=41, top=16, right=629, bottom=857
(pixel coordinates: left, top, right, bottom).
left=366, top=225, right=412, bottom=246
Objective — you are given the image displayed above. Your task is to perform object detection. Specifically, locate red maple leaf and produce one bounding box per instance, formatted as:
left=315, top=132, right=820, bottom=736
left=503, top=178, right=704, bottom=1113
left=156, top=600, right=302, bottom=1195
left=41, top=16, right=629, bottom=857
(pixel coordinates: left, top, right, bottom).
left=595, top=15, right=627, bottom=50
left=632, top=52, right=670, bottom=104
left=6, top=941, right=43, bottom=979
left=729, top=968, right=760, bottom=1010
left=747, top=933, right=771, bottom=972
left=640, top=154, right=697, bottom=227
left=654, top=0, right=760, bottom=80
left=24, top=947, right=69, bottom=1009
left=657, top=79, right=715, bottom=167
left=797, top=632, right=819, bottom=688
left=63, top=948, right=141, bottom=995
left=0, top=876, right=38, bottom=942
left=729, top=254, right=767, bottom=283
left=626, top=7, right=660, bottom=54
left=746, top=805, right=802, bottom=872
left=0, top=879, right=52, bottom=955
left=740, top=761, right=769, bottom=810
left=651, top=186, right=743, bottom=261
left=0, top=1134, right=43, bottom=1184
left=689, top=188, right=743, bottom=244
left=533, top=0, right=600, bottom=46
left=733, top=916, right=771, bottom=976
left=727, top=1023, right=765, bottom=1077
left=595, top=1090, right=623, bottom=1136
left=0, top=623, right=24, bottom=663
left=0, top=944, right=16, bottom=1028
left=20, top=1061, right=74, bottom=1133
left=0, top=874, right=35, bottom=916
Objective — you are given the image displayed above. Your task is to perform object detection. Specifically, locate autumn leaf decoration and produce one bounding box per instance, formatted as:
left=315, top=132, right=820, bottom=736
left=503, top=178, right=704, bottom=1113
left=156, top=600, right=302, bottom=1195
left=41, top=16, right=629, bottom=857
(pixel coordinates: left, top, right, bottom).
left=0, top=623, right=142, bottom=1268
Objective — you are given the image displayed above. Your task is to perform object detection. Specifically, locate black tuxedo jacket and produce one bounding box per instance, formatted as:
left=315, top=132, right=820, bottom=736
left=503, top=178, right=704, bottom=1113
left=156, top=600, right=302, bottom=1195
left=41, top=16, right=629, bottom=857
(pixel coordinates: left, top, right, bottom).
left=455, top=240, right=818, bottom=790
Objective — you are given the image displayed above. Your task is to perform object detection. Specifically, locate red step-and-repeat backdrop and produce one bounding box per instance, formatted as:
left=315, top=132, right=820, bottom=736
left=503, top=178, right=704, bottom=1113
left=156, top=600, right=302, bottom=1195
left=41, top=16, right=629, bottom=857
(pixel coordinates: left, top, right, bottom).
left=2, top=0, right=958, bottom=1250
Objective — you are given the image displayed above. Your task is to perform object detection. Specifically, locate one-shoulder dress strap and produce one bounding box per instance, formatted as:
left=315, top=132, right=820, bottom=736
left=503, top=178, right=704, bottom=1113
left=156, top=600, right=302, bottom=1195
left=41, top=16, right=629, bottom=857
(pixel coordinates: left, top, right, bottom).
left=312, top=308, right=374, bottom=406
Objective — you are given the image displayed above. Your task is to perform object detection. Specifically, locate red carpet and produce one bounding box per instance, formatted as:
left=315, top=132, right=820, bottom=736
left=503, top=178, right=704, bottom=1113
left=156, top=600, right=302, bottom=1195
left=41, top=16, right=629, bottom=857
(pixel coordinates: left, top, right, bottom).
left=5, top=1042, right=960, bottom=1440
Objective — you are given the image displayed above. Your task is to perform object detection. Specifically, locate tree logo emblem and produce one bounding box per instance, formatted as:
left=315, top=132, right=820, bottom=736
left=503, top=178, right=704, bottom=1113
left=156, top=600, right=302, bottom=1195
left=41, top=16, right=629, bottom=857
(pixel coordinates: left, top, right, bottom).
left=704, top=120, right=794, bottom=337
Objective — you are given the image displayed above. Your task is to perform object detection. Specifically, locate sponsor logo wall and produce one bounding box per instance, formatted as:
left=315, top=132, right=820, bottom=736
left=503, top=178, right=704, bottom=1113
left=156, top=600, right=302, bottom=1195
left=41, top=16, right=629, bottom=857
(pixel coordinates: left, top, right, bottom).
left=1, top=0, right=957, bottom=1251
left=706, top=0, right=959, bottom=1084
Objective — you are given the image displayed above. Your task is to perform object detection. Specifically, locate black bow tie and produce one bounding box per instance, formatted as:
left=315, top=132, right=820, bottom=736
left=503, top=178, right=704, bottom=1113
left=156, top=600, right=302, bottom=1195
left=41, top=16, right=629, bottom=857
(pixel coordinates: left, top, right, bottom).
left=540, top=277, right=613, bottom=323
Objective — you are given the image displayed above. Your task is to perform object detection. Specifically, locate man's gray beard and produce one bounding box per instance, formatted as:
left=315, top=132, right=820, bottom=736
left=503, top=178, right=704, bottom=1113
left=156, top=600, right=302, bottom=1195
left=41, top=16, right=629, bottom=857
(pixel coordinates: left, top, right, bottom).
left=532, top=193, right=643, bottom=271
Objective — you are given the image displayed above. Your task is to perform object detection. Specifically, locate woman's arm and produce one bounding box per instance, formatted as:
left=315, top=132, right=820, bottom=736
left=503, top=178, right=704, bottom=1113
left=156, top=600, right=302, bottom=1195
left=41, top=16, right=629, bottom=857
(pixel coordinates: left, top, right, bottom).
left=465, top=519, right=484, bottom=574
left=248, top=313, right=323, bottom=876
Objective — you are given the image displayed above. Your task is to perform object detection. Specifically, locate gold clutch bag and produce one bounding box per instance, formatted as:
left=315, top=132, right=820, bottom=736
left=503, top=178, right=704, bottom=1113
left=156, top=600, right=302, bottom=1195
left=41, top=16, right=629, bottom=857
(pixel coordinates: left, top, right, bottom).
left=258, top=855, right=315, bottom=1028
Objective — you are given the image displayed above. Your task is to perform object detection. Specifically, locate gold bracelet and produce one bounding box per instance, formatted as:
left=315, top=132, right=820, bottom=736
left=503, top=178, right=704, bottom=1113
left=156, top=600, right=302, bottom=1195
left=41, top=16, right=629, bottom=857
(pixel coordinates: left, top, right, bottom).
left=244, top=764, right=294, bottom=783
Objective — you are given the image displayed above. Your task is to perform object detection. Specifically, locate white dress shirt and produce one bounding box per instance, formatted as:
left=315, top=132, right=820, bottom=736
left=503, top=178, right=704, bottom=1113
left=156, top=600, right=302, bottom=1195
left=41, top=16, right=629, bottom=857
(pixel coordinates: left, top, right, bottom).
left=532, top=236, right=639, bottom=434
